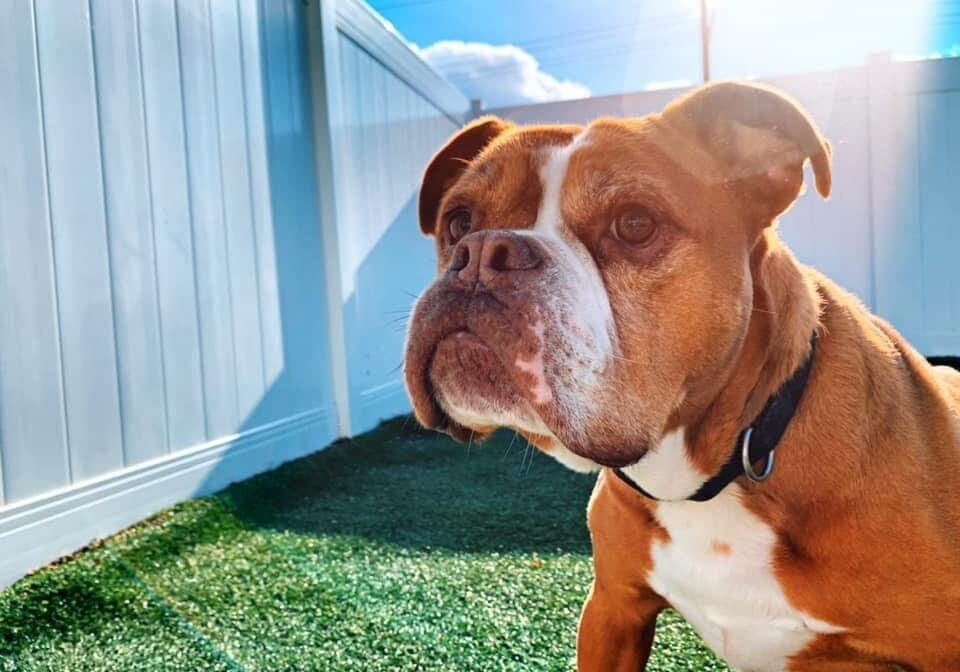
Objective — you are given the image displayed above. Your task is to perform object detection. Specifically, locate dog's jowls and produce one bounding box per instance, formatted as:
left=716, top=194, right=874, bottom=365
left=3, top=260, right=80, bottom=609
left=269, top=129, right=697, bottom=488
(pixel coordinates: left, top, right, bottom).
left=403, top=82, right=960, bottom=671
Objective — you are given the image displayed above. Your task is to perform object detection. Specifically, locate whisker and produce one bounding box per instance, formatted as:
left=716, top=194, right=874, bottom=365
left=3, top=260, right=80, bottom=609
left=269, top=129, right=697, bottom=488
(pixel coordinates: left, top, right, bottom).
left=519, top=440, right=533, bottom=475
left=524, top=439, right=536, bottom=475
left=503, top=430, right=519, bottom=459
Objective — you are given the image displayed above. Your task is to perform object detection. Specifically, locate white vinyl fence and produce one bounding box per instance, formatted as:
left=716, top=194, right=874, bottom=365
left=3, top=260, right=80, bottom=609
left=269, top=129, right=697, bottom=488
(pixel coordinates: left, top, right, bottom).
left=0, top=0, right=466, bottom=589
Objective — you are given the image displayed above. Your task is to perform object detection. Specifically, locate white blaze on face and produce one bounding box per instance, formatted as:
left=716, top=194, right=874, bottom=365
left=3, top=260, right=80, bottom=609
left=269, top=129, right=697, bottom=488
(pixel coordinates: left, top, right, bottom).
left=511, top=132, right=617, bottom=440
left=533, top=138, right=579, bottom=234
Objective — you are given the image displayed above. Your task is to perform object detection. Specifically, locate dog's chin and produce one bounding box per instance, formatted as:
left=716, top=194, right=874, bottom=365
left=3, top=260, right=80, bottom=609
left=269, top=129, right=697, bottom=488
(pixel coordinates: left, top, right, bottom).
left=428, top=331, right=549, bottom=437
left=418, top=331, right=653, bottom=471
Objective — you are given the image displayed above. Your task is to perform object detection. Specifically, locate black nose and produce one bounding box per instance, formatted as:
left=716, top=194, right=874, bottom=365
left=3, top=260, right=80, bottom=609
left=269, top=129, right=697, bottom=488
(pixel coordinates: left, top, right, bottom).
left=448, top=231, right=542, bottom=285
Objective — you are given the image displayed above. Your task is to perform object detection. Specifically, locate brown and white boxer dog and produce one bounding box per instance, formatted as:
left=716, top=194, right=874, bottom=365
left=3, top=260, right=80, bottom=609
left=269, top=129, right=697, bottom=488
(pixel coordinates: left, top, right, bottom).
left=402, top=81, right=960, bottom=672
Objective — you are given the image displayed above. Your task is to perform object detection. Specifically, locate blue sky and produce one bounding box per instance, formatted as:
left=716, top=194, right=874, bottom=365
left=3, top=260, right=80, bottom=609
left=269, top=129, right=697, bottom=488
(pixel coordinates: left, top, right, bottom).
left=368, top=0, right=960, bottom=106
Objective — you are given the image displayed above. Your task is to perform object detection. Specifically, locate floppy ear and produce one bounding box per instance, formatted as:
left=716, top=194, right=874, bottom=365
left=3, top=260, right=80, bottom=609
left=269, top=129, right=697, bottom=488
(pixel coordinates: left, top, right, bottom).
left=418, top=116, right=513, bottom=235
left=661, top=81, right=831, bottom=228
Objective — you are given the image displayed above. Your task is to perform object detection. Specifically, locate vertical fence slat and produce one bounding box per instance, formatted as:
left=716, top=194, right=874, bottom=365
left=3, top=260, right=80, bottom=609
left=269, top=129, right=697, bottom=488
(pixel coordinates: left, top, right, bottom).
left=34, top=0, right=124, bottom=482
left=950, top=92, right=960, bottom=335
left=334, top=36, right=358, bottom=298
left=284, top=0, right=332, bottom=412
left=177, top=0, right=239, bottom=439
left=137, top=0, right=207, bottom=453
left=211, top=0, right=266, bottom=423
left=239, top=0, right=284, bottom=397
left=256, top=0, right=300, bottom=425
left=916, top=92, right=960, bottom=353
left=91, top=0, right=168, bottom=465
left=793, top=95, right=873, bottom=305
left=0, top=0, right=70, bottom=502
left=870, top=87, right=924, bottom=345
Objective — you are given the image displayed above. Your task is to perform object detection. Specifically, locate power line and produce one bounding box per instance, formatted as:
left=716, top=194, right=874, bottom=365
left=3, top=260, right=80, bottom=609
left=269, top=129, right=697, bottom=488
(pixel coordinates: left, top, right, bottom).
left=428, top=11, right=694, bottom=55
left=509, top=10, right=693, bottom=50
left=423, top=15, right=697, bottom=72
left=437, top=26, right=697, bottom=82
left=371, top=0, right=703, bottom=81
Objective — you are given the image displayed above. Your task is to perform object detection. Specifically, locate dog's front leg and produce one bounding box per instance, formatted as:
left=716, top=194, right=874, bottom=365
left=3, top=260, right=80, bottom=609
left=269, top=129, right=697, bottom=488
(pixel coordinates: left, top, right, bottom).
left=576, top=581, right=663, bottom=672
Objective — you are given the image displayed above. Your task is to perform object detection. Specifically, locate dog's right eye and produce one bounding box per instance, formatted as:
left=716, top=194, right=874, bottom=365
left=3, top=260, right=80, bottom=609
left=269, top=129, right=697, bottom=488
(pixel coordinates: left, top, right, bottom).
left=446, top=208, right=473, bottom=243
left=611, top=208, right=658, bottom=246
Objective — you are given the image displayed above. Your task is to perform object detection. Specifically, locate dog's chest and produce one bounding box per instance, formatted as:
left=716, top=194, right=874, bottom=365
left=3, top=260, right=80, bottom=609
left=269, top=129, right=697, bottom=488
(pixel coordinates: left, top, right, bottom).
left=645, top=487, right=838, bottom=672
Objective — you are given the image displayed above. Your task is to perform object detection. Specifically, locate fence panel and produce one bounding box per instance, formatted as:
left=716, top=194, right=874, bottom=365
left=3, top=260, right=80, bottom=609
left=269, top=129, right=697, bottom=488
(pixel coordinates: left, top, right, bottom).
left=329, top=0, right=469, bottom=433
left=0, top=0, right=339, bottom=589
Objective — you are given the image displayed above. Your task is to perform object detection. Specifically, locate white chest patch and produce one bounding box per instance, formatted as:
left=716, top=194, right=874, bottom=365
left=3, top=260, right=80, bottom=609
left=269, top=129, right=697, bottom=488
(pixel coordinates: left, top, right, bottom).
left=620, top=429, right=707, bottom=500
left=647, top=485, right=843, bottom=672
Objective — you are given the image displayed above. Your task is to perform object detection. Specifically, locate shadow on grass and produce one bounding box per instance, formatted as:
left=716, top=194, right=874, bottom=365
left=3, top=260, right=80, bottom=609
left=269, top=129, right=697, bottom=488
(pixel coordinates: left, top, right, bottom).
left=0, top=418, right=604, bottom=670
left=92, top=416, right=597, bottom=570
left=221, top=416, right=597, bottom=555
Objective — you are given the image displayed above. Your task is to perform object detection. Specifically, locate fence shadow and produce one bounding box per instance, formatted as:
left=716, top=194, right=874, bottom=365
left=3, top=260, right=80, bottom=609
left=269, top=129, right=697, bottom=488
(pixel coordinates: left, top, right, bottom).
left=221, top=417, right=596, bottom=556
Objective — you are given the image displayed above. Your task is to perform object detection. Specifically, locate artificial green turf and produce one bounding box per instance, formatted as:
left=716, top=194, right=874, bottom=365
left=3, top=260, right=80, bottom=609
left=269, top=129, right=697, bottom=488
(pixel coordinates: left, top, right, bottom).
left=0, top=417, right=728, bottom=671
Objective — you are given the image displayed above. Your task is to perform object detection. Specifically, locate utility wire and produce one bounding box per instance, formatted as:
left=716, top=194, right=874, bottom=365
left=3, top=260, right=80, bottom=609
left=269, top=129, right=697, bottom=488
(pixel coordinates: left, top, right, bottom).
left=424, top=12, right=696, bottom=68
left=436, top=27, right=696, bottom=82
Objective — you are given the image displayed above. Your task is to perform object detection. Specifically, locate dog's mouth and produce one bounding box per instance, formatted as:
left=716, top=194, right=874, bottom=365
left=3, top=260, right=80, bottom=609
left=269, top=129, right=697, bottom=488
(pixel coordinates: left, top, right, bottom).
left=402, top=284, right=570, bottom=446
left=406, top=325, right=648, bottom=470
left=403, top=282, right=655, bottom=469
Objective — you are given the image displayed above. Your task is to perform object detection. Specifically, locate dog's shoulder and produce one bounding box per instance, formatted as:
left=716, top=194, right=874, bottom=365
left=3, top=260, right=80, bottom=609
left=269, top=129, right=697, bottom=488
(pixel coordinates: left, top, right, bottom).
left=932, top=364, right=960, bottom=408
left=806, top=270, right=959, bottom=423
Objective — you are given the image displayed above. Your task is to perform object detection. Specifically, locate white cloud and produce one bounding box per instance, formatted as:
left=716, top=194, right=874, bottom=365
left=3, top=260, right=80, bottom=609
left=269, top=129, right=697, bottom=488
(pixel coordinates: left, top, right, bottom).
left=414, top=40, right=590, bottom=108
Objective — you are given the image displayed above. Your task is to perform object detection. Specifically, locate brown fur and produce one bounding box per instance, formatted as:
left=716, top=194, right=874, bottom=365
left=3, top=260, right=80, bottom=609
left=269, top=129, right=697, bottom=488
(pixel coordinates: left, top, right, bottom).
left=403, top=82, right=960, bottom=670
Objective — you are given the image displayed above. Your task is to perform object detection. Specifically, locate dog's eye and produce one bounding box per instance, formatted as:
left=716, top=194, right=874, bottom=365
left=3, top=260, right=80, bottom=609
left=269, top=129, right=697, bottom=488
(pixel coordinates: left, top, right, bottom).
left=446, top=208, right=473, bottom=243
left=611, top=209, right=657, bottom=245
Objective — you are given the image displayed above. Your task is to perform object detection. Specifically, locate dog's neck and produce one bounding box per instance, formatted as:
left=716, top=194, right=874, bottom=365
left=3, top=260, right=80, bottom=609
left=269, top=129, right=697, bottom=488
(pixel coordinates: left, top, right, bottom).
left=620, top=229, right=821, bottom=499
left=686, top=228, right=822, bottom=481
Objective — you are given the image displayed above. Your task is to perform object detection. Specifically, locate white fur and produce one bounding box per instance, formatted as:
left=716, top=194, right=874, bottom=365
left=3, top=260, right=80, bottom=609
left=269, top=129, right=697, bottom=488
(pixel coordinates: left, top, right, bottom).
left=437, top=388, right=599, bottom=474
left=540, top=436, right=602, bottom=473
left=514, top=318, right=553, bottom=405
left=533, top=135, right=585, bottom=233
left=620, top=429, right=708, bottom=500
left=438, top=390, right=547, bottom=437
left=647, top=484, right=845, bottom=672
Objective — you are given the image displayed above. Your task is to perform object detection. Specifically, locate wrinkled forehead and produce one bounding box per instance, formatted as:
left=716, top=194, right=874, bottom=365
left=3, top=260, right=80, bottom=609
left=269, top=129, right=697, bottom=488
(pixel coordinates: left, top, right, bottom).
left=445, top=119, right=695, bottom=226
left=446, top=126, right=579, bottom=202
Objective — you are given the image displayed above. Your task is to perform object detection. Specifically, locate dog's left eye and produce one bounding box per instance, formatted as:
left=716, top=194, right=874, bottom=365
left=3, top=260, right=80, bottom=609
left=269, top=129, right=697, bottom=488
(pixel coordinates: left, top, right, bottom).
left=611, top=209, right=657, bottom=245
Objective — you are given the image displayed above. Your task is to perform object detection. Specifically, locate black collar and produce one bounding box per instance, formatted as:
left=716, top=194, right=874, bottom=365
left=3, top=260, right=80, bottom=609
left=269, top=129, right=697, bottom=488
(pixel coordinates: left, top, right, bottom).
left=614, top=334, right=817, bottom=503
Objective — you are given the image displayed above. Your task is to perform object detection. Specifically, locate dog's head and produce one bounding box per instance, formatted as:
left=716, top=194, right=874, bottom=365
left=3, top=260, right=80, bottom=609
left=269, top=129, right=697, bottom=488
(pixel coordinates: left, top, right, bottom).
left=403, top=82, right=830, bottom=471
